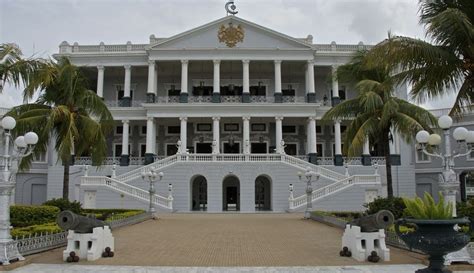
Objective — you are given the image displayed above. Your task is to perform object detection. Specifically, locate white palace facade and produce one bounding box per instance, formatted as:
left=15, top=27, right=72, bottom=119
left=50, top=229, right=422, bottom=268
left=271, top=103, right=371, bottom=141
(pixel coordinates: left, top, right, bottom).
left=7, top=15, right=473, bottom=212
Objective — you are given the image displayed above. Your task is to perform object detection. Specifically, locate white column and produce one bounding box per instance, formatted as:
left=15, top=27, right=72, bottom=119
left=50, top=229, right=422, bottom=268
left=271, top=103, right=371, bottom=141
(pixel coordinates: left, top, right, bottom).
left=363, top=136, right=370, bottom=155
left=213, top=60, right=220, bottom=94
left=332, top=65, right=339, bottom=98
left=151, top=120, right=157, bottom=154
left=181, top=60, right=188, bottom=94
left=213, top=117, right=220, bottom=154
left=243, top=116, right=250, bottom=154
left=307, top=60, right=315, bottom=94
left=334, top=121, right=342, bottom=155
left=275, top=117, right=283, bottom=153
left=394, top=132, right=401, bottom=154
left=308, top=117, right=317, bottom=154
left=122, top=120, right=129, bottom=155
left=146, top=117, right=154, bottom=154
left=305, top=64, right=309, bottom=94
left=154, top=65, right=158, bottom=96
left=274, top=60, right=282, bottom=94
left=124, top=65, right=131, bottom=97
left=180, top=117, right=187, bottom=153
left=96, top=65, right=104, bottom=98
left=147, top=60, right=156, bottom=95
left=242, top=60, right=250, bottom=94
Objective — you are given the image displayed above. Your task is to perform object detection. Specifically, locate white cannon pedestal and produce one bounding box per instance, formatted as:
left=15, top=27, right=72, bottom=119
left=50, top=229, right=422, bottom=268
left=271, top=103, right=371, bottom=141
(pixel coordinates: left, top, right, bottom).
left=63, top=226, right=114, bottom=262
left=341, top=224, right=390, bottom=262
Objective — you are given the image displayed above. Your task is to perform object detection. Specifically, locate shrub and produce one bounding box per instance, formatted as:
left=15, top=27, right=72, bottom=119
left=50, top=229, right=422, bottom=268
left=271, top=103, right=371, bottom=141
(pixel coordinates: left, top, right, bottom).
left=43, top=198, right=82, bottom=214
left=82, top=209, right=144, bottom=221
left=403, top=192, right=452, bottom=220
left=11, top=223, right=62, bottom=238
left=10, top=205, right=60, bottom=227
left=364, top=197, right=406, bottom=219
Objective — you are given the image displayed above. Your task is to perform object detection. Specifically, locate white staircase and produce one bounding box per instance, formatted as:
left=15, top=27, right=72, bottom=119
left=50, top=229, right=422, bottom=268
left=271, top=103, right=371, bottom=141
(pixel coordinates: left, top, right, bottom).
left=81, top=176, right=173, bottom=210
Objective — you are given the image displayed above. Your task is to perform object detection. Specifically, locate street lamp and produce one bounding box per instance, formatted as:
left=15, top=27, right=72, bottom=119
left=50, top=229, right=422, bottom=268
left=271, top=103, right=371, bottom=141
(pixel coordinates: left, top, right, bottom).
left=1, top=116, right=38, bottom=265
left=416, top=115, right=474, bottom=217
left=141, top=168, right=164, bottom=218
left=297, top=167, right=320, bottom=219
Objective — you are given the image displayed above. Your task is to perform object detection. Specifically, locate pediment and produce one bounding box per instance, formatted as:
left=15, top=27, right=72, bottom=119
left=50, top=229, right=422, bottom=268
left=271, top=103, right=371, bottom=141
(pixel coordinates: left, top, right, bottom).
left=149, top=16, right=313, bottom=50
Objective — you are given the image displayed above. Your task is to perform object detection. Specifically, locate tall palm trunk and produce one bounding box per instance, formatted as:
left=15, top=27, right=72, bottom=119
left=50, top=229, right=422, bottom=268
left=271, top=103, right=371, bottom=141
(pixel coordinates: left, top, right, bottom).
left=63, top=159, right=70, bottom=199
left=382, top=130, right=394, bottom=198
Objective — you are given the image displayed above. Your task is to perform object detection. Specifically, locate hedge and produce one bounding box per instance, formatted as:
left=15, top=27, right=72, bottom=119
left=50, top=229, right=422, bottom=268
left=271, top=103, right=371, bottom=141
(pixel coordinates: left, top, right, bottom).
left=11, top=223, right=62, bottom=238
left=43, top=198, right=82, bottom=214
left=11, top=205, right=60, bottom=227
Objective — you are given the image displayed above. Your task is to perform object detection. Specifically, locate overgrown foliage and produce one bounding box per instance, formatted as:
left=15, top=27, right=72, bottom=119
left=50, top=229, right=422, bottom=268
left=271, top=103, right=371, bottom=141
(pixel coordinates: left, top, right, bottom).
left=403, top=192, right=453, bottom=220
left=364, top=197, right=406, bottom=220
left=43, top=198, right=82, bottom=214
left=11, top=223, right=61, bottom=238
left=10, top=205, right=60, bottom=227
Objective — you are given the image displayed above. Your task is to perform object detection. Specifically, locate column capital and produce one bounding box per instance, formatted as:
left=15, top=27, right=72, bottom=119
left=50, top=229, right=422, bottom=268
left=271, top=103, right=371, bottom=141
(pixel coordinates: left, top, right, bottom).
left=213, top=59, right=221, bottom=65
left=308, top=116, right=317, bottom=121
left=274, top=60, right=282, bottom=65
left=122, top=120, right=130, bottom=124
left=212, top=116, right=221, bottom=121
left=124, top=64, right=131, bottom=70
left=97, top=65, right=105, bottom=70
left=334, top=119, right=342, bottom=124
left=242, top=59, right=250, bottom=64
left=148, top=60, right=155, bottom=65
left=147, top=117, right=154, bottom=122
left=242, top=116, right=251, bottom=121
left=275, top=116, right=284, bottom=121
left=179, top=116, right=188, bottom=122
left=181, top=60, right=189, bottom=65
left=307, top=60, right=314, bottom=65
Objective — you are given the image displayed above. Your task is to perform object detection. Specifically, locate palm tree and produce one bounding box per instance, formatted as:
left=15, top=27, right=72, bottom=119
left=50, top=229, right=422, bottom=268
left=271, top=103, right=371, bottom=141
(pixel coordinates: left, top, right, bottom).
left=7, top=57, right=113, bottom=199
left=322, top=51, right=438, bottom=198
left=365, top=0, right=474, bottom=115
left=0, top=43, right=45, bottom=97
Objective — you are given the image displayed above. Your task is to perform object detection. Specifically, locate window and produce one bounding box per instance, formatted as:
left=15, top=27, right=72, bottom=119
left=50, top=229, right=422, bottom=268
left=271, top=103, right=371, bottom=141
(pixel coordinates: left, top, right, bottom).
left=33, top=152, right=47, bottom=163
left=192, top=83, right=212, bottom=96
left=139, top=144, right=146, bottom=157
left=221, top=85, right=243, bottom=96
left=316, top=144, right=324, bottom=156
left=140, top=126, right=147, bottom=136
left=282, top=125, right=297, bottom=134
left=113, top=144, right=132, bottom=157
left=166, top=144, right=178, bottom=156
left=168, top=85, right=181, bottom=96
left=282, top=84, right=296, bottom=96
left=115, top=125, right=132, bottom=136
left=284, top=143, right=298, bottom=156
left=251, top=123, right=266, bottom=132
left=316, top=125, right=323, bottom=135
left=167, top=126, right=180, bottom=135
left=416, top=149, right=431, bottom=163
left=249, top=83, right=266, bottom=96
left=196, top=123, right=212, bottom=132
left=332, top=125, right=347, bottom=134
left=224, top=123, right=239, bottom=132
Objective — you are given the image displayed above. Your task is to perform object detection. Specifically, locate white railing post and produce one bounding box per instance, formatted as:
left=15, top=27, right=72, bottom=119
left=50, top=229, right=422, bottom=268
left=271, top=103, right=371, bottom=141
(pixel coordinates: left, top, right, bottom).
left=168, top=183, right=173, bottom=210
left=288, top=184, right=295, bottom=210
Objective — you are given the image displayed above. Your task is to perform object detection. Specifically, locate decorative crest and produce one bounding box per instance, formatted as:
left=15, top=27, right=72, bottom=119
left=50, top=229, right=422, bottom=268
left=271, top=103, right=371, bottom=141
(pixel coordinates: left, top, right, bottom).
left=225, top=1, right=238, bottom=15
left=218, top=22, right=244, bottom=48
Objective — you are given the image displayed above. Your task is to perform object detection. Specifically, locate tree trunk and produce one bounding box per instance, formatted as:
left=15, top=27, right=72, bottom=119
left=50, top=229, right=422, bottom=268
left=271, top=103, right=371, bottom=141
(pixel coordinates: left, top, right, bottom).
left=382, top=131, right=394, bottom=198
left=63, top=159, right=70, bottom=199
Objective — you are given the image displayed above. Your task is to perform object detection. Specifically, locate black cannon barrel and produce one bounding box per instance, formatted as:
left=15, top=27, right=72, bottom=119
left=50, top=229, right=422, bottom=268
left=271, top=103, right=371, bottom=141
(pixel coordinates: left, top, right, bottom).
left=350, top=210, right=395, bottom=232
left=56, top=210, right=106, bottom=233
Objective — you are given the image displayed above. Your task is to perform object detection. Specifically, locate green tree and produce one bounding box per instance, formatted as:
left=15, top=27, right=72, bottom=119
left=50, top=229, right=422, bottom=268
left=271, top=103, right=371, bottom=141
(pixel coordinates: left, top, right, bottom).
left=366, top=0, right=474, bottom=115
left=7, top=57, right=113, bottom=199
left=0, top=43, right=45, bottom=96
left=322, top=51, right=437, bottom=197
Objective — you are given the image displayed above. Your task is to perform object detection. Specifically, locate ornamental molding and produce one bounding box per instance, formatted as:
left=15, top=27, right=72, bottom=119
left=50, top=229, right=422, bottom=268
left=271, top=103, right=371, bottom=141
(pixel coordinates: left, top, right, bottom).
left=218, top=22, right=245, bottom=48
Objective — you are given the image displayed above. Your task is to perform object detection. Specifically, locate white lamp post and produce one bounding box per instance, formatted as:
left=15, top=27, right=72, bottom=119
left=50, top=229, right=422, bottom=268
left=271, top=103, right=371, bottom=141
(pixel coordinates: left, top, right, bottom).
left=297, top=167, right=320, bottom=219
left=141, top=168, right=164, bottom=218
left=416, top=115, right=474, bottom=217
left=1, top=116, right=38, bottom=265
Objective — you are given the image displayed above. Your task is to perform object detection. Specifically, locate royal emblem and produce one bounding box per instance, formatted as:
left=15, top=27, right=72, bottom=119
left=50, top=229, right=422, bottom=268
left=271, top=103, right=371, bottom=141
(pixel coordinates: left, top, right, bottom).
left=218, top=23, right=244, bottom=48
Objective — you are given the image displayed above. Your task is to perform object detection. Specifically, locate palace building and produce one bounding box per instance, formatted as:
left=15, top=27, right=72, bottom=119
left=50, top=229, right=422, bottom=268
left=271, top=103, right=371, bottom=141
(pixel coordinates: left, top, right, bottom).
left=4, top=15, right=474, bottom=212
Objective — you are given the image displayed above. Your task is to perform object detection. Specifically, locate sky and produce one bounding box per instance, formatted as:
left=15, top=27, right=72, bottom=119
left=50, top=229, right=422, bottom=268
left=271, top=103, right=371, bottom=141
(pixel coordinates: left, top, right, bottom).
left=0, top=0, right=456, bottom=109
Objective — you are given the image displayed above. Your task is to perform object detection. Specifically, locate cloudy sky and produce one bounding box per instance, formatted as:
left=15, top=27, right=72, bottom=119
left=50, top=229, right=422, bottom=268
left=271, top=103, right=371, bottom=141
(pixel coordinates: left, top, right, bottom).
left=0, top=0, right=456, bottom=109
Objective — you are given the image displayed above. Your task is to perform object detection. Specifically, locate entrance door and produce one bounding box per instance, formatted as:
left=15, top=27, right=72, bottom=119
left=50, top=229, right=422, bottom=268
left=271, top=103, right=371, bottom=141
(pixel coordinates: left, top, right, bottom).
left=251, top=143, right=267, bottom=154
left=222, top=176, right=240, bottom=211
left=223, top=142, right=240, bottom=154
left=255, top=176, right=271, bottom=211
left=196, top=143, right=212, bottom=153
left=191, top=176, right=207, bottom=211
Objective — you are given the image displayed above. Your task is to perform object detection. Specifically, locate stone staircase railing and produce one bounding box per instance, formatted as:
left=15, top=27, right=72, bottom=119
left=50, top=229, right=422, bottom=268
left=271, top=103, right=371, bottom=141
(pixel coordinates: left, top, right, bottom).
left=81, top=176, right=173, bottom=210
left=288, top=174, right=381, bottom=210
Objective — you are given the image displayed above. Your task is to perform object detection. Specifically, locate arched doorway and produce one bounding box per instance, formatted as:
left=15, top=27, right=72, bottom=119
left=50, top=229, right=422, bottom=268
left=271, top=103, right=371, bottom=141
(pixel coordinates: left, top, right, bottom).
left=191, top=175, right=207, bottom=211
left=255, top=175, right=271, bottom=211
left=222, top=176, right=240, bottom=211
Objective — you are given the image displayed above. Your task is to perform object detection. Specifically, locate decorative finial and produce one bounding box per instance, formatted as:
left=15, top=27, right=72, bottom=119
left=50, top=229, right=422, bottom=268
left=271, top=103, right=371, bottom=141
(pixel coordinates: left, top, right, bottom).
left=225, top=0, right=238, bottom=15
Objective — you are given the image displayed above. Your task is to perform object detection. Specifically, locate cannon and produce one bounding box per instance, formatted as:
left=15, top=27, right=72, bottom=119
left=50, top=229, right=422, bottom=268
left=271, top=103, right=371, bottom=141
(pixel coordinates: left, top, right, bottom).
left=349, top=210, right=394, bottom=232
left=56, top=210, right=106, bottom=234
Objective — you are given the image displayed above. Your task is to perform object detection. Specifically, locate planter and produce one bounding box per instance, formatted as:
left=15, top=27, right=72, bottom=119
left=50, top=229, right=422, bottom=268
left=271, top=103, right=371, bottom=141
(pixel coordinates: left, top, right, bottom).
left=395, top=218, right=471, bottom=273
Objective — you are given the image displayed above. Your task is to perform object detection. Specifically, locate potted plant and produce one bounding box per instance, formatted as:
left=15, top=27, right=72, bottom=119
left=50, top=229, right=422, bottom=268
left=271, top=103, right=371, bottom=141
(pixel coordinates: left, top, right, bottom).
left=395, top=192, right=471, bottom=273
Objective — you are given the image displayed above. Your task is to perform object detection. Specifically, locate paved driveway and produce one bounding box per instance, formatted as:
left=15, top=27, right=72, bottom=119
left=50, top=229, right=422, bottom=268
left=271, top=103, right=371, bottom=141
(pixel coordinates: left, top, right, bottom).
left=29, top=213, right=424, bottom=266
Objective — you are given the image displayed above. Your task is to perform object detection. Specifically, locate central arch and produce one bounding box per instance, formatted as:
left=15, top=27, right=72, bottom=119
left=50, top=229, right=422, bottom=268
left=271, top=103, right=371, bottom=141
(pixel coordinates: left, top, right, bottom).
left=222, top=175, right=240, bottom=211
left=191, top=175, right=207, bottom=211
left=255, top=175, right=272, bottom=211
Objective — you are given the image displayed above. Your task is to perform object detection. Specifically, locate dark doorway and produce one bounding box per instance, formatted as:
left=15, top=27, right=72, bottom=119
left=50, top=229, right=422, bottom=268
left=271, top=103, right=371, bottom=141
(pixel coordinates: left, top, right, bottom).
left=196, top=143, right=212, bottom=153
left=251, top=143, right=267, bottom=154
left=223, top=142, right=240, bottom=154
left=255, top=176, right=271, bottom=211
left=223, top=176, right=240, bottom=211
left=284, top=144, right=297, bottom=156
left=191, top=176, right=207, bottom=211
